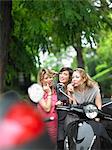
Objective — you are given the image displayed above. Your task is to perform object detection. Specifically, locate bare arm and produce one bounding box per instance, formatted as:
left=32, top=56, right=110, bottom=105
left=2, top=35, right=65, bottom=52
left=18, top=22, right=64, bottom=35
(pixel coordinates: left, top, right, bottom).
left=95, top=90, right=102, bottom=122
left=95, top=92, right=102, bottom=110
left=39, top=94, right=52, bottom=112
left=39, top=84, right=52, bottom=112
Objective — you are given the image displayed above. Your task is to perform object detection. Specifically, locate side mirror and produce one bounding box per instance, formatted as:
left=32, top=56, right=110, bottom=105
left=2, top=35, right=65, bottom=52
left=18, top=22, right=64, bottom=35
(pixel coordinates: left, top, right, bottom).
left=84, top=104, right=98, bottom=119
left=28, top=84, right=44, bottom=103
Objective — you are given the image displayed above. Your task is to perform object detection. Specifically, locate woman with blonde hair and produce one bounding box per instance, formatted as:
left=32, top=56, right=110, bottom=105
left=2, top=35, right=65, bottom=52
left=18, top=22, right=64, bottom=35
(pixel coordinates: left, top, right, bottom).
left=66, top=68, right=102, bottom=149
left=37, top=68, right=58, bottom=144
left=67, top=67, right=102, bottom=112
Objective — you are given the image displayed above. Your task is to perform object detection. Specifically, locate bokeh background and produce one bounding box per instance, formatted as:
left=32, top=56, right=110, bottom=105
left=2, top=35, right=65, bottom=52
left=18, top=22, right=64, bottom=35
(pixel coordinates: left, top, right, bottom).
left=0, top=0, right=112, bottom=98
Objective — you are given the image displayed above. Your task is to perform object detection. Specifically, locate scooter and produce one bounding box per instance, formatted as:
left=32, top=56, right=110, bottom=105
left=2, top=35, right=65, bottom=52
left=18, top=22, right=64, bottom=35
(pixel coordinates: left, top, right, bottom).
left=28, top=83, right=112, bottom=150
left=56, top=103, right=112, bottom=150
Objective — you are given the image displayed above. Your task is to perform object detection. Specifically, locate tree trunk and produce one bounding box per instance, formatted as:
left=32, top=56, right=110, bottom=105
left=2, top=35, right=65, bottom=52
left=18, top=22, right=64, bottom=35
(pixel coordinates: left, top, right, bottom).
left=73, top=34, right=85, bottom=69
left=0, top=0, right=12, bottom=93
left=75, top=47, right=85, bottom=69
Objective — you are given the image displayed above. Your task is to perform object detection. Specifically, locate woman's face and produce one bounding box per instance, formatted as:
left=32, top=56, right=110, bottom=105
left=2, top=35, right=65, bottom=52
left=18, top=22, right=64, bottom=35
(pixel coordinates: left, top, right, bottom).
left=59, top=70, right=70, bottom=84
left=42, top=73, right=53, bottom=87
left=72, top=71, right=85, bottom=87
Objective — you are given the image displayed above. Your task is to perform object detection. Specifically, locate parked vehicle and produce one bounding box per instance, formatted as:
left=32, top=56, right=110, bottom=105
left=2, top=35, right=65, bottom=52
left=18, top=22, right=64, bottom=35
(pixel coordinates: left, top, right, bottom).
left=56, top=102, right=112, bottom=150
left=28, top=83, right=112, bottom=150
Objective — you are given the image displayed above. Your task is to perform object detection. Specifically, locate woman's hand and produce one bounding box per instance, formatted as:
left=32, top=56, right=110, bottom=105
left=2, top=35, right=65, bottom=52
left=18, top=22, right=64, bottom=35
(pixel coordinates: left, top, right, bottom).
left=43, top=83, right=51, bottom=94
left=67, top=83, right=74, bottom=93
left=95, top=118, right=100, bottom=122
left=55, top=100, right=63, bottom=106
left=67, top=84, right=77, bottom=104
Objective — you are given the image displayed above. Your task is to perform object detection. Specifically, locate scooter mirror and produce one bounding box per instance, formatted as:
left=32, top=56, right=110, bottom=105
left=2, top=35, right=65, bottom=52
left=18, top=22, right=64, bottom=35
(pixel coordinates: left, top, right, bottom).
left=84, top=104, right=98, bottom=119
left=28, top=84, right=44, bottom=103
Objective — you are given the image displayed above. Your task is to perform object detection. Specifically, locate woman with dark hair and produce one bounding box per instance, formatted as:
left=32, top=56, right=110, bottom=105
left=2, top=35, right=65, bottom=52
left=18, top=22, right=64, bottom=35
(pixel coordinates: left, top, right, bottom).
left=56, top=67, right=73, bottom=150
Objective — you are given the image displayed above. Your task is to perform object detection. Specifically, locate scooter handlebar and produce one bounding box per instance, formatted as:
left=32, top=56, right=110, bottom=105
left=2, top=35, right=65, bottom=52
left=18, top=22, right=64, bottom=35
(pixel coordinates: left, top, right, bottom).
left=56, top=104, right=83, bottom=113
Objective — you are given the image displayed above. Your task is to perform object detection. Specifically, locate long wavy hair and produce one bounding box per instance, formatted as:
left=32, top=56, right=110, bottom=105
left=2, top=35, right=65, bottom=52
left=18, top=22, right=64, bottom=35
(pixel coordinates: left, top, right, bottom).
left=73, top=68, right=98, bottom=88
left=38, top=68, right=58, bottom=86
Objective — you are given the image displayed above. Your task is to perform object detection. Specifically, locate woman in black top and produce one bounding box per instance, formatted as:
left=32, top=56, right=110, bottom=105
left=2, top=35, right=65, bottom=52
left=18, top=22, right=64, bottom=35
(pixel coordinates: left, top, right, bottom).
left=56, top=67, right=73, bottom=150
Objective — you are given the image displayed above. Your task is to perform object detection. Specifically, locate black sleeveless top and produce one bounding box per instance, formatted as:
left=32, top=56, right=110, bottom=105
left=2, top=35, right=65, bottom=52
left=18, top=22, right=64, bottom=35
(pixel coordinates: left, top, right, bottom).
left=56, top=85, right=69, bottom=105
left=56, top=84, right=69, bottom=122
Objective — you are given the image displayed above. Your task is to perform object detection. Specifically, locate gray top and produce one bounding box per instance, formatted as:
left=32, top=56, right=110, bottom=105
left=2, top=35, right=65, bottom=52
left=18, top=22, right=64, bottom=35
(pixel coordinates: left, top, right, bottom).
left=73, top=86, right=100, bottom=104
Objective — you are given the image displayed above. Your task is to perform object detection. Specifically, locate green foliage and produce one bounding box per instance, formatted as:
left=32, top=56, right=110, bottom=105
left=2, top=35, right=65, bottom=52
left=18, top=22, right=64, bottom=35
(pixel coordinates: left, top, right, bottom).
left=93, top=67, right=112, bottom=81
left=95, top=30, right=112, bottom=96
left=83, top=28, right=112, bottom=97
left=5, top=0, right=112, bottom=95
left=83, top=48, right=98, bottom=76
left=97, top=30, right=112, bottom=66
left=96, top=63, right=108, bottom=73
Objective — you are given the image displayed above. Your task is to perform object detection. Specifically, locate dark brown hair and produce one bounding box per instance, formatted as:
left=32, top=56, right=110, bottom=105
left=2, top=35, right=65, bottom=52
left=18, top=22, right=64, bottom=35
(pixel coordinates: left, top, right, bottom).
left=58, top=67, right=73, bottom=84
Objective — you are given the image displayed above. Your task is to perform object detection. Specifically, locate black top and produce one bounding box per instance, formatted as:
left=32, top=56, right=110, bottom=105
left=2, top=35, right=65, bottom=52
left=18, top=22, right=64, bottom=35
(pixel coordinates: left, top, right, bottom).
left=56, top=84, right=69, bottom=105
left=56, top=83, right=69, bottom=122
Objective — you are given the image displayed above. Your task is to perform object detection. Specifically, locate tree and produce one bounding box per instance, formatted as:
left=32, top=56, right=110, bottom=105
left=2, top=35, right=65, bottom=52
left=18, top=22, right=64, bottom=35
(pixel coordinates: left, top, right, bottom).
left=0, top=0, right=12, bottom=93
left=1, top=0, right=112, bottom=93
left=84, top=29, right=112, bottom=97
left=50, top=0, right=112, bottom=68
left=94, top=30, right=112, bottom=97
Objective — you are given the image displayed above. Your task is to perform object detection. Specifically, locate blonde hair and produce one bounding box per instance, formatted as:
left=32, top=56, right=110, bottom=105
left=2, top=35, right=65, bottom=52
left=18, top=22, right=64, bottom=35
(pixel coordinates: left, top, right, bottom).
left=74, top=68, right=98, bottom=88
left=37, top=68, right=58, bottom=85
